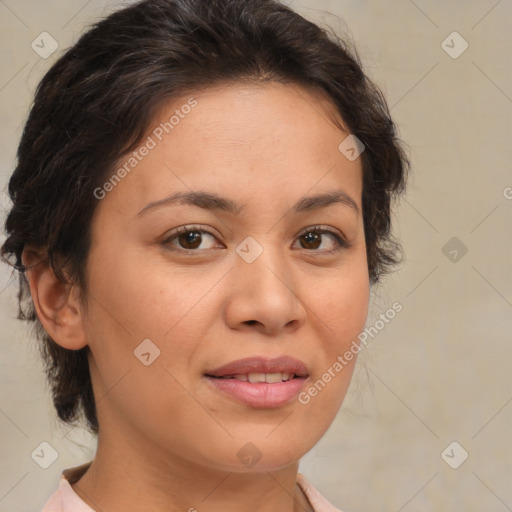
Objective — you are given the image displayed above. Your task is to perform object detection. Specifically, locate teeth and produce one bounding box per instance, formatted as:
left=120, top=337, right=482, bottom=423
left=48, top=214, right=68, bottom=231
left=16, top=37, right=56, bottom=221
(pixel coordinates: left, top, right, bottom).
left=248, top=372, right=266, bottom=383
left=264, top=372, right=283, bottom=383
left=214, top=372, right=297, bottom=382
left=232, top=372, right=294, bottom=383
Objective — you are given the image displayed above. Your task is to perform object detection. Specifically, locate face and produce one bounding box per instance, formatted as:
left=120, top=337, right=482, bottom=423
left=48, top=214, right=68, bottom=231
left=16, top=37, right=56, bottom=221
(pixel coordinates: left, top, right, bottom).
left=83, top=82, right=369, bottom=473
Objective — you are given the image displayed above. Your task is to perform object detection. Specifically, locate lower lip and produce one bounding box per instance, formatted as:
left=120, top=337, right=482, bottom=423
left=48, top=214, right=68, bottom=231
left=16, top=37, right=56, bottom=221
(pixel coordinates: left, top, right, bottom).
left=205, top=376, right=308, bottom=408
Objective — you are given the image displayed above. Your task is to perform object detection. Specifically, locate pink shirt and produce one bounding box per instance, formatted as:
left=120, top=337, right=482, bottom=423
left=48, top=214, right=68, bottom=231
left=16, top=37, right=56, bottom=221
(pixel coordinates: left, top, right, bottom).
left=41, top=462, right=343, bottom=512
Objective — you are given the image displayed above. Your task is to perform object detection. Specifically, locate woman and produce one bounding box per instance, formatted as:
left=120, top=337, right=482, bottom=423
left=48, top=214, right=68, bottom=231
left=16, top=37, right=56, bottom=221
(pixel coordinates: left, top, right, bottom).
left=1, top=0, right=408, bottom=510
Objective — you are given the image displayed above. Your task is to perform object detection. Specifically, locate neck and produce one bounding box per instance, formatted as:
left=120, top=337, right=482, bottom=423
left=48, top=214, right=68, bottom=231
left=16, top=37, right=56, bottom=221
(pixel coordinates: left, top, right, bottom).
left=71, top=427, right=314, bottom=512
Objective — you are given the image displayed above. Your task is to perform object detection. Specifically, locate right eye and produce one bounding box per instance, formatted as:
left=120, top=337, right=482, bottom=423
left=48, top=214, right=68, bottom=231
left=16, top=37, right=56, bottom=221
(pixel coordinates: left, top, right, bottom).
left=161, top=225, right=224, bottom=252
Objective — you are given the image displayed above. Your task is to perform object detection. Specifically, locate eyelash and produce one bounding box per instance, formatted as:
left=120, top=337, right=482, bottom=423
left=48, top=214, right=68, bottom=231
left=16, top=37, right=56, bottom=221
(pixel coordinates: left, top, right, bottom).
left=161, top=224, right=352, bottom=254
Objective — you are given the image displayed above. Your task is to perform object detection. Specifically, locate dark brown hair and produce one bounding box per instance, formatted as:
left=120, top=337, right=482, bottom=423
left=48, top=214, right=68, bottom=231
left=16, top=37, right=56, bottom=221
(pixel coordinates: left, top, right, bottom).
left=1, top=0, right=409, bottom=434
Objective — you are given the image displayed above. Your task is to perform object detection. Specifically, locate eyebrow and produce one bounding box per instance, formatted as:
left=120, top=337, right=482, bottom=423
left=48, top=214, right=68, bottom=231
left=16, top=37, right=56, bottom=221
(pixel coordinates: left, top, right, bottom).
left=136, top=189, right=360, bottom=218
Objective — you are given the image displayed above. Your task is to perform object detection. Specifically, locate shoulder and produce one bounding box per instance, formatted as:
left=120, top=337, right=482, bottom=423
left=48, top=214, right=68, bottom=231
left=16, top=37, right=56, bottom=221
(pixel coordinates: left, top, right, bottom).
left=40, top=462, right=93, bottom=512
left=41, top=464, right=344, bottom=512
left=40, top=487, right=63, bottom=512
left=296, top=473, right=345, bottom=512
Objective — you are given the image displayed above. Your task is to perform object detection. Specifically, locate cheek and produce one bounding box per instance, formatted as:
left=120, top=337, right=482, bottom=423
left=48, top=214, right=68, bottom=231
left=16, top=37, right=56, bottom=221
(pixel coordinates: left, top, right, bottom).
left=315, top=256, right=370, bottom=348
left=82, top=249, right=211, bottom=433
left=86, top=243, right=214, bottom=340
left=300, top=256, right=369, bottom=413
left=83, top=246, right=225, bottom=407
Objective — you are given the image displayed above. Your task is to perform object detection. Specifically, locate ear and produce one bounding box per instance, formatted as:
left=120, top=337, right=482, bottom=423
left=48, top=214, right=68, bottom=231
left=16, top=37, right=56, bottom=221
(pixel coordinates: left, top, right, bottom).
left=22, top=245, right=87, bottom=350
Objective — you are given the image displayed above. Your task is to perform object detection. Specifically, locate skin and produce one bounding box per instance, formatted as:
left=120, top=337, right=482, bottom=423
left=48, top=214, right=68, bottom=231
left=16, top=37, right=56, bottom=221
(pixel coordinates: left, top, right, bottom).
left=24, top=82, right=370, bottom=512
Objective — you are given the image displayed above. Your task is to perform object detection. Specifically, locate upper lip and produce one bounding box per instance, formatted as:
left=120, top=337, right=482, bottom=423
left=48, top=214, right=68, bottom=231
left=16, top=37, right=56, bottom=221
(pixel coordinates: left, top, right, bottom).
left=205, top=356, right=309, bottom=378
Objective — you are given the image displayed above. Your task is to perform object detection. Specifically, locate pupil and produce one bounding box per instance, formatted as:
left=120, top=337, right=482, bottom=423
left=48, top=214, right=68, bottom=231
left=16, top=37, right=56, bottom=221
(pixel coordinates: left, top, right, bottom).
left=180, top=231, right=201, bottom=249
left=303, top=232, right=320, bottom=249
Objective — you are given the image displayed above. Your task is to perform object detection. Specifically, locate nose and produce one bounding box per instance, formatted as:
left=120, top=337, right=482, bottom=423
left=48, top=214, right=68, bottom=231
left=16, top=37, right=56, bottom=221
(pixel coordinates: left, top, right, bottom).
left=224, top=244, right=307, bottom=336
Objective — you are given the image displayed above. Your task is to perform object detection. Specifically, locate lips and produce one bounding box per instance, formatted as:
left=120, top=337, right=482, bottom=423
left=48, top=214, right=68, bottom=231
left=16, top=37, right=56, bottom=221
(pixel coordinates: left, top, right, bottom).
left=205, top=356, right=310, bottom=379
left=204, top=356, right=310, bottom=408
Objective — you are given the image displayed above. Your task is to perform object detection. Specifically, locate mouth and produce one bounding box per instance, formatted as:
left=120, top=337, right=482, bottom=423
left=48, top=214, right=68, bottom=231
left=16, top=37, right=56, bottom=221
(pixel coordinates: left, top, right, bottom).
left=206, top=372, right=305, bottom=383
left=204, top=356, right=310, bottom=408
left=205, top=355, right=310, bottom=378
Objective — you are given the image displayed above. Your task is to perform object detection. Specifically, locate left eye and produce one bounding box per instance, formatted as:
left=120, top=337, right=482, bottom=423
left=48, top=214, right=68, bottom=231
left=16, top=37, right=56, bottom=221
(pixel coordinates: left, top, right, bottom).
left=293, top=227, right=349, bottom=252
left=162, top=225, right=349, bottom=253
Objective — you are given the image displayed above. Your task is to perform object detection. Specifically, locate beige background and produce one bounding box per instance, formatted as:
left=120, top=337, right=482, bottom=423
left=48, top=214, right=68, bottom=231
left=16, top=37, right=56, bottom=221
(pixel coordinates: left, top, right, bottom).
left=1, top=1, right=511, bottom=511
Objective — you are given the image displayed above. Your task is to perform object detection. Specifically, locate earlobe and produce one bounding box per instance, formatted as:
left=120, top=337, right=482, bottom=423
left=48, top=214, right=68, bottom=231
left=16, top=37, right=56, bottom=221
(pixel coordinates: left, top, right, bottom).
left=22, top=246, right=88, bottom=351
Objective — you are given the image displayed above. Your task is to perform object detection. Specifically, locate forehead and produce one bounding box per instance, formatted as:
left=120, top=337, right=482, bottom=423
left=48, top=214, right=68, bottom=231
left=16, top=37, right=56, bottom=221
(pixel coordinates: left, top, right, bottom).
left=94, top=81, right=363, bottom=220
